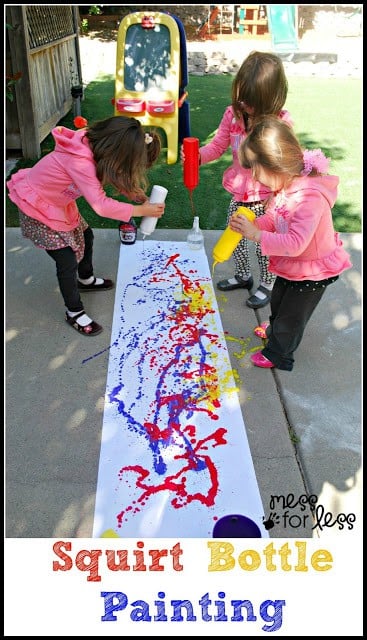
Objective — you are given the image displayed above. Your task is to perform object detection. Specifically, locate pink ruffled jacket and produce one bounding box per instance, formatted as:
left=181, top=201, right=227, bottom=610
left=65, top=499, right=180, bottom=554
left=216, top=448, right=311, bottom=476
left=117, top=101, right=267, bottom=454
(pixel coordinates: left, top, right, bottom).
left=199, top=105, right=293, bottom=202
left=255, top=175, right=352, bottom=280
left=7, top=127, right=135, bottom=231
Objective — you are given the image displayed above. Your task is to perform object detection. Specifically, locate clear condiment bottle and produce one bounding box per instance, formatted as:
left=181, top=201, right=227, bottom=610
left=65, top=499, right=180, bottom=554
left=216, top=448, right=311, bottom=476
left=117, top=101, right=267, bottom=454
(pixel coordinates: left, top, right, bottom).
left=187, top=216, right=204, bottom=250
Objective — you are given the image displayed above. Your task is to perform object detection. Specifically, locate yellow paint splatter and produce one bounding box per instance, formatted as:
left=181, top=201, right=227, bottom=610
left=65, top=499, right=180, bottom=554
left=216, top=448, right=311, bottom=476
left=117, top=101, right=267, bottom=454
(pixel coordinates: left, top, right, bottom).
left=100, top=529, right=120, bottom=538
left=225, top=335, right=252, bottom=359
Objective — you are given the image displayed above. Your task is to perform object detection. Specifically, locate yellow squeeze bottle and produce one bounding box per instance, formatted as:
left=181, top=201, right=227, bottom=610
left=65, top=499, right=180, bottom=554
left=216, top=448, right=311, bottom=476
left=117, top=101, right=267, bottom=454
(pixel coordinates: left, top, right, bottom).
left=212, top=206, right=257, bottom=271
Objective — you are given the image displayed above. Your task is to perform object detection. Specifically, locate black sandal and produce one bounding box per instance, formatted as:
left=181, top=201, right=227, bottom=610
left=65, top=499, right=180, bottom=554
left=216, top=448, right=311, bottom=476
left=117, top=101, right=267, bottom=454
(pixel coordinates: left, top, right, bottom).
left=65, top=311, right=103, bottom=336
left=246, top=285, right=272, bottom=309
left=217, top=275, right=254, bottom=291
left=78, top=277, right=114, bottom=292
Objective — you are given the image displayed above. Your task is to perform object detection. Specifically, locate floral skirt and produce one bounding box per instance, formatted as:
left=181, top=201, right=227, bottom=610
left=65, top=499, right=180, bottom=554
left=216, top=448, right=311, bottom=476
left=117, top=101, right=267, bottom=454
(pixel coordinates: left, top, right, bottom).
left=19, top=211, right=89, bottom=263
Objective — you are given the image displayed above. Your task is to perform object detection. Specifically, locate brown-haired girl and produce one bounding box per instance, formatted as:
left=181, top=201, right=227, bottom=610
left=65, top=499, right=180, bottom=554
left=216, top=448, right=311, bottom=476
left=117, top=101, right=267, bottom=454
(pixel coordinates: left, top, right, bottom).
left=187, top=51, right=292, bottom=309
left=7, top=116, right=164, bottom=336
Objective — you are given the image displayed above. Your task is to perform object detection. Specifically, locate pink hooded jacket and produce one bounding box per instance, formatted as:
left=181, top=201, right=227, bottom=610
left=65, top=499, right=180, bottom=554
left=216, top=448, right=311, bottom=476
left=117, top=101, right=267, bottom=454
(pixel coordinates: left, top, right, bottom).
left=255, top=174, right=352, bottom=280
left=199, top=105, right=294, bottom=202
left=6, top=126, right=135, bottom=231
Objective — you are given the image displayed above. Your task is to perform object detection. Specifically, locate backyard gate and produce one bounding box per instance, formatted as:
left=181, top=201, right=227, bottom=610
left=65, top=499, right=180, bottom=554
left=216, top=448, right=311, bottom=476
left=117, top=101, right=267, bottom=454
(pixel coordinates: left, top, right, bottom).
left=6, top=5, right=82, bottom=159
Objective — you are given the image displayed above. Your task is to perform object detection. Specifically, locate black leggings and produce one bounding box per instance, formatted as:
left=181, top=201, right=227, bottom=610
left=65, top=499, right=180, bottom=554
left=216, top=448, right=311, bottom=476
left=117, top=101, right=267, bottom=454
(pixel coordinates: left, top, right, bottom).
left=46, top=227, right=94, bottom=312
left=262, top=275, right=337, bottom=371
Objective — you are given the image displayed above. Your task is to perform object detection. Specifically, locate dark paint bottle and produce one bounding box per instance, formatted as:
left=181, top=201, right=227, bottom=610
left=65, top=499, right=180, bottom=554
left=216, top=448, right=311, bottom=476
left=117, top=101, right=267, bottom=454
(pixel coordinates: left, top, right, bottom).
left=119, top=218, right=137, bottom=245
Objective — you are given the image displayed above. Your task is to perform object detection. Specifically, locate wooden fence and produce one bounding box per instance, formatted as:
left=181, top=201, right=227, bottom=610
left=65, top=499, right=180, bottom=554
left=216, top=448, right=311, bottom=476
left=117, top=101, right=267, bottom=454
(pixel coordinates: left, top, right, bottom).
left=6, top=5, right=82, bottom=159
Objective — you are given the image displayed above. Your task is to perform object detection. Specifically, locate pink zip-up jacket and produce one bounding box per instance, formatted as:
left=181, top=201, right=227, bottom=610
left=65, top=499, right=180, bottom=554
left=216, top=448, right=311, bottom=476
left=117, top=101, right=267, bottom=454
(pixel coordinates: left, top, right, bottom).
left=255, top=174, right=352, bottom=280
left=6, top=126, right=135, bottom=231
left=199, top=105, right=294, bottom=202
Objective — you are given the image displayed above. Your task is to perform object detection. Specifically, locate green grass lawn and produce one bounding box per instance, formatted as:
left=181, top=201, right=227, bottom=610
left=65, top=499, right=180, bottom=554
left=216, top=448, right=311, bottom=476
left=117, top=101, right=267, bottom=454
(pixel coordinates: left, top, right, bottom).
left=6, top=73, right=362, bottom=233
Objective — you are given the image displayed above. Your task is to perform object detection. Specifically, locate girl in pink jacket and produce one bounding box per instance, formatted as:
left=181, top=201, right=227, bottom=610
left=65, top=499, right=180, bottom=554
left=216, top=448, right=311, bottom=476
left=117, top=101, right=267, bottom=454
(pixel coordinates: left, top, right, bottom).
left=231, top=116, right=352, bottom=371
left=199, top=51, right=293, bottom=309
left=7, top=116, right=165, bottom=336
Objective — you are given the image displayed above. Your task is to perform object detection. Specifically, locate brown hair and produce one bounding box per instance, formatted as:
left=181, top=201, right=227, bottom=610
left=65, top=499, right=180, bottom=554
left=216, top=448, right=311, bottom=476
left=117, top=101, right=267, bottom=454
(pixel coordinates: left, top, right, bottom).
left=239, top=116, right=304, bottom=187
left=231, top=51, right=288, bottom=126
left=84, top=116, right=161, bottom=194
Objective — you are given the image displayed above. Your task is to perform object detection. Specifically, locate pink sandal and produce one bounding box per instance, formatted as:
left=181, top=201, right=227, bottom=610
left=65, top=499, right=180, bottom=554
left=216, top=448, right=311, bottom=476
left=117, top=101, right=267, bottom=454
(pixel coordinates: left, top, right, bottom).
left=251, top=351, right=275, bottom=368
left=253, top=321, right=269, bottom=339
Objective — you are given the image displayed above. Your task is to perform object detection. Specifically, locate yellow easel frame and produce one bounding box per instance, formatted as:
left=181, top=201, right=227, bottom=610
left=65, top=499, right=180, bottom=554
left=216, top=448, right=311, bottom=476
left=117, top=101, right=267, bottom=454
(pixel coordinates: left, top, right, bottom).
left=115, top=11, right=181, bottom=164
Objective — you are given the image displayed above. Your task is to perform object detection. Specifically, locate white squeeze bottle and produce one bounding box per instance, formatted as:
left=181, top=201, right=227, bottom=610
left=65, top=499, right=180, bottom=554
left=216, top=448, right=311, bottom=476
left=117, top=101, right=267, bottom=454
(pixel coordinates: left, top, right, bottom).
left=187, top=216, right=204, bottom=250
left=139, top=185, right=168, bottom=239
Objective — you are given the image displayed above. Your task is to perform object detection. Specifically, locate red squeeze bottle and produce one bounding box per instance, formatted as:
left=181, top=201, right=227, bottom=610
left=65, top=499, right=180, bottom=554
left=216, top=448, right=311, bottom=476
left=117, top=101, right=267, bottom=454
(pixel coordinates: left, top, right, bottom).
left=183, top=137, right=199, bottom=192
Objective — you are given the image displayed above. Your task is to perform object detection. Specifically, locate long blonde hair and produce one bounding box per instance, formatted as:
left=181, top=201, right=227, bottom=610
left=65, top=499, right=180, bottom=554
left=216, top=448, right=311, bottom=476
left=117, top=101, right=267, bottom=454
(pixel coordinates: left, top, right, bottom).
left=239, top=116, right=304, bottom=187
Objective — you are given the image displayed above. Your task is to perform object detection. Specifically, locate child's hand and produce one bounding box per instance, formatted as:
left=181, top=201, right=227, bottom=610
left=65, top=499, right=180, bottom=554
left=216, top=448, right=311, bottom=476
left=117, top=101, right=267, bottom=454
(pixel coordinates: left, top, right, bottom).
left=230, top=213, right=260, bottom=242
left=134, top=202, right=165, bottom=218
left=180, top=146, right=201, bottom=165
